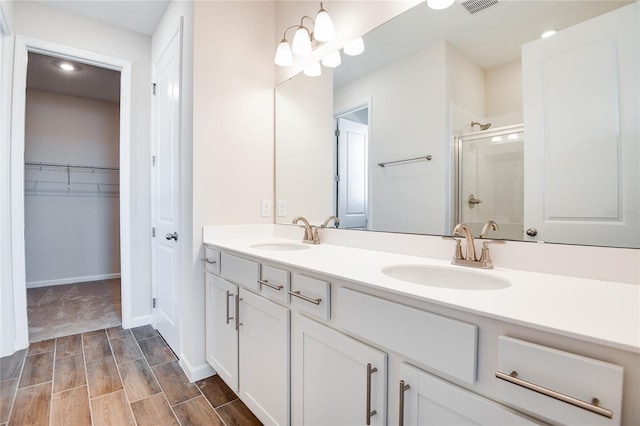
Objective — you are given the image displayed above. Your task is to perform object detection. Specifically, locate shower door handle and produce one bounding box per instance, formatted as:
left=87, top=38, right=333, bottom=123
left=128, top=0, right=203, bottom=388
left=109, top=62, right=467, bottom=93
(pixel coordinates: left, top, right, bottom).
left=468, top=194, right=482, bottom=208
left=165, top=232, right=178, bottom=241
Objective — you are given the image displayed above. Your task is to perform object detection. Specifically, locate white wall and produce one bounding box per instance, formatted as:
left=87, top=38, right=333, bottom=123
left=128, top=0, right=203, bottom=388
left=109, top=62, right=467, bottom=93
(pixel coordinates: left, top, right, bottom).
left=190, top=0, right=276, bottom=377
left=334, top=41, right=448, bottom=234
left=485, top=60, right=523, bottom=127
left=447, top=43, right=485, bottom=119
left=23, top=89, right=120, bottom=286
left=1, top=0, right=16, bottom=356
left=275, top=70, right=335, bottom=224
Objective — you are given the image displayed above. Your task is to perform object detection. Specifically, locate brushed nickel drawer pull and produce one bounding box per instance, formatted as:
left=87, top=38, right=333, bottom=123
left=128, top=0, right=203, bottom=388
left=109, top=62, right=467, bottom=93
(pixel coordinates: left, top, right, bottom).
left=399, top=380, right=411, bottom=426
left=203, top=258, right=217, bottom=265
left=225, top=291, right=234, bottom=324
left=258, top=279, right=283, bottom=291
left=289, top=290, right=321, bottom=305
left=366, top=363, right=378, bottom=425
left=495, top=371, right=613, bottom=419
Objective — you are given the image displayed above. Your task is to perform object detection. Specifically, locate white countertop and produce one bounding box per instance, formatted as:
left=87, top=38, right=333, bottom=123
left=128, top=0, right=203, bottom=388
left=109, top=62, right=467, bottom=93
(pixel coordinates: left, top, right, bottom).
left=203, top=234, right=640, bottom=354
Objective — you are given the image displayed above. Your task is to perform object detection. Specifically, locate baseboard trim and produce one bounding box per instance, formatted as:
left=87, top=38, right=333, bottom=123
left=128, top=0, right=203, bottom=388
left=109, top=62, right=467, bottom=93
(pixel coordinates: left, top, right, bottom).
left=26, top=273, right=121, bottom=289
left=126, top=315, right=153, bottom=329
left=179, top=353, right=216, bottom=383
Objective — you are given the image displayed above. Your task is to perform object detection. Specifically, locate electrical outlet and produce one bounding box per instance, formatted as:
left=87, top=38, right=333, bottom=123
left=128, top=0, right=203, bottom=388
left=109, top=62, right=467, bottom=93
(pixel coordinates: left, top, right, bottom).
left=261, top=200, right=272, bottom=217
left=277, top=200, right=287, bottom=217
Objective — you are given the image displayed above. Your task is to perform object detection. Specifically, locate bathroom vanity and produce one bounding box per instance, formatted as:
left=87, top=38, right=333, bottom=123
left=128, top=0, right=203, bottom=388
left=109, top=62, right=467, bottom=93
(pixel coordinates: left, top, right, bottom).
left=203, top=227, right=639, bottom=426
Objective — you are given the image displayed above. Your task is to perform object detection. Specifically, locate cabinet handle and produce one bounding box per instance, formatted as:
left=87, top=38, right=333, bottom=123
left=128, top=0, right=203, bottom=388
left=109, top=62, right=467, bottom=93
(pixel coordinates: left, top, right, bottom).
left=225, top=291, right=234, bottom=324
left=288, top=290, right=321, bottom=305
left=258, top=279, right=283, bottom=291
left=235, top=294, right=243, bottom=331
left=203, top=258, right=217, bottom=265
left=399, top=380, right=411, bottom=426
left=495, top=371, right=613, bottom=419
left=366, top=363, right=378, bottom=425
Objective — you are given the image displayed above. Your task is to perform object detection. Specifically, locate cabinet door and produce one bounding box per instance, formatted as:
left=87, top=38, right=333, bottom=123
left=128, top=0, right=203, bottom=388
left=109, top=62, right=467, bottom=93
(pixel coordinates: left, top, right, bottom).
left=292, top=313, right=387, bottom=426
left=239, top=288, right=290, bottom=426
left=205, top=273, right=239, bottom=391
left=398, top=364, right=536, bottom=426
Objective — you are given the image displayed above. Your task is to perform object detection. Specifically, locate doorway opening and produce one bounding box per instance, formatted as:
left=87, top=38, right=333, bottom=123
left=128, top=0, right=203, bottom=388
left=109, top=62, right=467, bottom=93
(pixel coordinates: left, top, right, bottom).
left=10, top=37, right=133, bottom=352
left=24, top=52, right=122, bottom=342
left=334, top=102, right=370, bottom=229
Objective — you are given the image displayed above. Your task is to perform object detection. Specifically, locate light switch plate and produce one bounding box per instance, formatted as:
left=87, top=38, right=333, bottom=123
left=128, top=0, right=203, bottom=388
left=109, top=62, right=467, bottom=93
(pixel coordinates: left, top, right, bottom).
left=261, top=200, right=271, bottom=217
left=277, top=200, right=287, bottom=217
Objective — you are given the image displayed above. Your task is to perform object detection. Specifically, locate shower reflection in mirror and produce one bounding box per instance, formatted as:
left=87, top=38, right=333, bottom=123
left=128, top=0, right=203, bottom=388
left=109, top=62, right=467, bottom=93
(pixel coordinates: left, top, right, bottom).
left=455, top=124, right=524, bottom=240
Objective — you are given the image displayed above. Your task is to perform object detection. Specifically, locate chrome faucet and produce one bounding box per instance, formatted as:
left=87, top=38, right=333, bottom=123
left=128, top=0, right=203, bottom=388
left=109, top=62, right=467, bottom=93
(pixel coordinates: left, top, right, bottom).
left=453, top=223, right=476, bottom=261
left=292, top=216, right=319, bottom=244
left=321, top=216, right=340, bottom=228
left=480, top=220, right=498, bottom=238
left=446, top=222, right=505, bottom=269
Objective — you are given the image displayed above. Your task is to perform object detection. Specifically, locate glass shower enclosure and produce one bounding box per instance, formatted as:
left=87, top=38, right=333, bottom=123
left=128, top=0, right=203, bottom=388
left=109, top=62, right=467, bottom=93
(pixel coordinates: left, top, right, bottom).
left=455, top=124, right=524, bottom=240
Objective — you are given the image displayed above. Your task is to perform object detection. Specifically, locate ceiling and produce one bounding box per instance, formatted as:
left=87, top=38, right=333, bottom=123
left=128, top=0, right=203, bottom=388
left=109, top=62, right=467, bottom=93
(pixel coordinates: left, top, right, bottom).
left=27, top=52, right=121, bottom=103
left=335, top=0, right=633, bottom=87
left=27, top=0, right=170, bottom=103
left=34, top=0, right=170, bottom=35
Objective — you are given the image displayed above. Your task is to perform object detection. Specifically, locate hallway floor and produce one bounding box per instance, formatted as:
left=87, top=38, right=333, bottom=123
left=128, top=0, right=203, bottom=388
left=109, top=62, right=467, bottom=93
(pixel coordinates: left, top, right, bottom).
left=0, top=325, right=262, bottom=426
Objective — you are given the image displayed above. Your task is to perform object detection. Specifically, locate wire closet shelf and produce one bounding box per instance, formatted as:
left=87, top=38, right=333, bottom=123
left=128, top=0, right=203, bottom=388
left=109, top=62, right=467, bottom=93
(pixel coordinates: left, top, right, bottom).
left=24, top=161, right=120, bottom=196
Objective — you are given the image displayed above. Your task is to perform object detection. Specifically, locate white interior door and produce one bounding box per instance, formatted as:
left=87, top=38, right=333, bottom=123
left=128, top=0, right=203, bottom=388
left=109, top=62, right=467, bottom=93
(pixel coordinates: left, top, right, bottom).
left=337, top=117, right=368, bottom=229
left=522, top=4, right=638, bottom=247
left=151, top=24, right=182, bottom=352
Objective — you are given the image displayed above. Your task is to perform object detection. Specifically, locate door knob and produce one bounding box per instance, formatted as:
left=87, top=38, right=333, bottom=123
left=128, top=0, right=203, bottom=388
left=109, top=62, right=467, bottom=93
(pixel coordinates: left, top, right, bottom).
left=165, top=232, right=178, bottom=241
left=526, top=228, right=538, bottom=237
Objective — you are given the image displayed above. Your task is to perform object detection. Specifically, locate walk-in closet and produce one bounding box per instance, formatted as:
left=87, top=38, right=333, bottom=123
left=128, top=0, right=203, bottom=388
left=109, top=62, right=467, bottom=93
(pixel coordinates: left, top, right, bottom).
left=23, top=52, right=122, bottom=342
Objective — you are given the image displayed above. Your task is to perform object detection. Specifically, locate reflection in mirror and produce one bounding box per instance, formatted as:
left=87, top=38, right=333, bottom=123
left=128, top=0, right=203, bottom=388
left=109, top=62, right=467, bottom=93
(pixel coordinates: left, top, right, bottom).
left=275, top=0, right=639, bottom=248
left=457, top=125, right=524, bottom=241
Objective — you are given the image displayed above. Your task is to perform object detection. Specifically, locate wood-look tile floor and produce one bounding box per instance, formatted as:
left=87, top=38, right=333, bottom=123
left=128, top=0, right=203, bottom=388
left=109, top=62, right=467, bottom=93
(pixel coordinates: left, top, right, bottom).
left=0, top=325, right=262, bottom=426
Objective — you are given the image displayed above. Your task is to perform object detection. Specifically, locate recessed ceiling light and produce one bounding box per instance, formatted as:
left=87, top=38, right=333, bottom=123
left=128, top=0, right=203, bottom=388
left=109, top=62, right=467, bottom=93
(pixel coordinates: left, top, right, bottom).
left=54, top=61, right=79, bottom=72
left=541, top=30, right=557, bottom=39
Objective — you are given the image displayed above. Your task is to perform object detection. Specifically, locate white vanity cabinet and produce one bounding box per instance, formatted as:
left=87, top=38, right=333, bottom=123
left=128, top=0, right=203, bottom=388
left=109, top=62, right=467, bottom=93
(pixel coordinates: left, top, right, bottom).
left=291, top=313, right=387, bottom=426
left=205, top=251, right=290, bottom=426
left=204, top=243, right=636, bottom=426
left=205, top=272, right=239, bottom=390
left=397, top=363, right=536, bottom=425
left=239, top=288, right=290, bottom=426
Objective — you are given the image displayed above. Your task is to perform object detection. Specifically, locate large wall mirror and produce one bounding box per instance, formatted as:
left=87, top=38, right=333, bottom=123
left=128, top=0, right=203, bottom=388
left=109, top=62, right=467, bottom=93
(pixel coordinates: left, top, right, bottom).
left=275, top=0, right=639, bottom=248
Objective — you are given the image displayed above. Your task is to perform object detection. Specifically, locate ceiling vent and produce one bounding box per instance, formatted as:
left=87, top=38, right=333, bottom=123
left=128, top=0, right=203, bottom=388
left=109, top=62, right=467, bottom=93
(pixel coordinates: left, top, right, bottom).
left=461, top=0, right=499, bottom=15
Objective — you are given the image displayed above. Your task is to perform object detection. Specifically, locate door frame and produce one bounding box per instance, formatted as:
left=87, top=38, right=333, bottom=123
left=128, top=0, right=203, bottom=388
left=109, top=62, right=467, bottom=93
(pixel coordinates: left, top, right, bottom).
left=10, top=36, right=133, bottom=351
left=333, top=98, right=371, bottom=225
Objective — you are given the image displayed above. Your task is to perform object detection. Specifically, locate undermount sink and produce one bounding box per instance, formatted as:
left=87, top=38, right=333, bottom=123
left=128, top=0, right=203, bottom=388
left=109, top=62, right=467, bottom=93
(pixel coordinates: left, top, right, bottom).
left=250, top=243, right=310, bottom=251
left=382, top=265, right=511, bottom=290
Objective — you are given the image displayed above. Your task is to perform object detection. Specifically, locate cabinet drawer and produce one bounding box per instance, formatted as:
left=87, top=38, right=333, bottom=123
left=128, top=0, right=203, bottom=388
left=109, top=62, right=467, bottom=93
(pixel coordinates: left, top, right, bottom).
left=260, top=265, right=290, bottom=304
left=204, top=246, right=221, bottom=274
left=335, top=287, right=477, bottom=384
left=220, top=253, right=260, bottom=291
left=497, top=336, right=623, bottom=426
left=290, top=274, right=330, bottom=320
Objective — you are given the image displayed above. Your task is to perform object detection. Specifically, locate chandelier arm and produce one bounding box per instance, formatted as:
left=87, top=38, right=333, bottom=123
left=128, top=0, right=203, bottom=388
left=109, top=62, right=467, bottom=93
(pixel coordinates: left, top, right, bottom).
left=282, top=24, right=300, bottom=41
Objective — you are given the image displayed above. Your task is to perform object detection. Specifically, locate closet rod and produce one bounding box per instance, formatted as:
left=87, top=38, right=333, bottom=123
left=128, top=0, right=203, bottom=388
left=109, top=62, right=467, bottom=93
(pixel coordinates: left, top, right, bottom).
left=24, top=161, right=119, bottom=171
